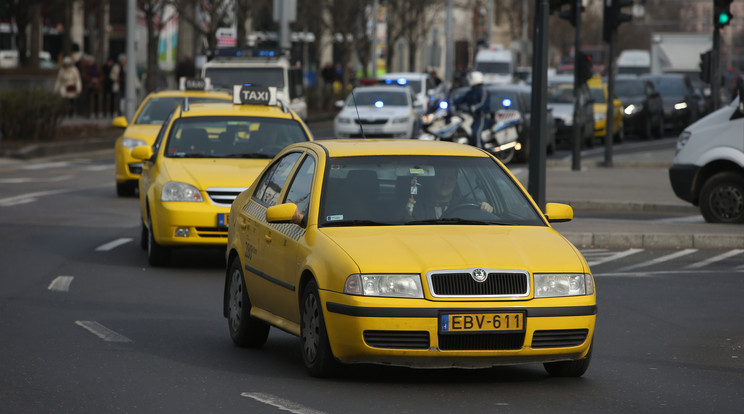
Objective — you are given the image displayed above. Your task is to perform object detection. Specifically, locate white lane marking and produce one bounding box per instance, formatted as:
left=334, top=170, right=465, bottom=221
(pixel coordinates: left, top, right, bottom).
left=619, top=249, right=698, bottom=271
left=0, top=175, right=73, bottom=184
left=595, top=268, right=744, bottom=277
left=48, top=276, right=74, bottom=292
left=686, top=249, right=744, bottom=269
left=75, top=321, right=132, bottom=343
left=587, top=248, right=643, bottom=267
left=81, top=165, right=113, bottom=172
left=656, top=216, right=705, bottom=223
left=21, top=161, right=71, bottom=170
left=240, top=392, right=328, bottom=414
left=95, top=238, right=132, bottom=251
left=0, top=189, right=72, bottom=207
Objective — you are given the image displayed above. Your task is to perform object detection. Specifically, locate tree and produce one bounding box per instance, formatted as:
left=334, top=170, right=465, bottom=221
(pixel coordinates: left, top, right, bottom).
left=139, top=0, right=171, bottom=92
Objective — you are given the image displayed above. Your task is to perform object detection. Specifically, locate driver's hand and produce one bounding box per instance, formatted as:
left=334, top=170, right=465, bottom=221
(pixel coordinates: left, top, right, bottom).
left=480, top=202, right=494, bottom=213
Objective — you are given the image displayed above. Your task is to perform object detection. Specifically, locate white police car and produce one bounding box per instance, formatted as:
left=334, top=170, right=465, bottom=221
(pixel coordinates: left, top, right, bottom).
left=333, top=85, right=418, bottom=139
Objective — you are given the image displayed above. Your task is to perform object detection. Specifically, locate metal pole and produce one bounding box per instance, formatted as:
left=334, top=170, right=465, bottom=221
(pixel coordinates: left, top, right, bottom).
left=371, top=0, right=379, bottom=78
left=571, top=0, right=582, bottom=171
left=528, top=0, right=548, bottom=211
left=711, top=27, right=720, bottom=111
left=279, top=0, right=290, bottom=50
left=603, top=28, right=615, bottom=167
left=125, top=0, right=136, bottom=121
left=445, top=0, right=454, bottom=84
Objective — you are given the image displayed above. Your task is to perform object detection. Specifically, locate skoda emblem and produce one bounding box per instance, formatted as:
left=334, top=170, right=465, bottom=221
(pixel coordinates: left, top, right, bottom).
left=472, top=268, right=488, bottom=283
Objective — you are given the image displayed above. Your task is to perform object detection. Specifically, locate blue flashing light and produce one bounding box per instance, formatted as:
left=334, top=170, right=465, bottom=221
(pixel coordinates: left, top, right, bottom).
left=439, top=101, right=449, bottom=110
left=384, top=79, right=394, bottom=85
left=396, top=78, right=408, bottom=85
left=502, top=98, right=512, bottom=108
left=374, top=101, right=384, bottom=108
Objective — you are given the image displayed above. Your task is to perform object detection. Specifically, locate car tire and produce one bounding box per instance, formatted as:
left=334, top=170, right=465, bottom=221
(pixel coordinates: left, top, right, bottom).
left=147, top=214, right=170, bottom=266
left=226, top=258, right=270, bottom=347
left=543, top=341, right=593, bottom=377
left=699, top=172, right=744, bottom=224
left=140, top=222, right=147, bottom=250
left=301, top=279, right=338, bottom=377
left=116, top=182, right=135, bottom=197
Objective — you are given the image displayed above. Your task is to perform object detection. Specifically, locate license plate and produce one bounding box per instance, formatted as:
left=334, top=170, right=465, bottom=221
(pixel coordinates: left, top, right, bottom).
left=217, top=213, right=229, bottom=227
left=440, top=312, right=525, bottom=333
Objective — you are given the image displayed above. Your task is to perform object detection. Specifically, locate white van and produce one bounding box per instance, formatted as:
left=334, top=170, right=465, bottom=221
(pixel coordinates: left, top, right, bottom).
left=617, top=49, right=651, bottom=75
left=202, top=50, right=307, bottom=120
left=474, top=49, right=514, bottom=85
left=378, top=72, right=434, bottom=115
left=668, top=88, right=744, bottom=223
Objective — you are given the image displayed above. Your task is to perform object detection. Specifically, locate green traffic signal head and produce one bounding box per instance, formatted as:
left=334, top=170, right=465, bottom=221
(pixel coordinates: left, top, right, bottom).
left=717, top=12, right=731, bottom=25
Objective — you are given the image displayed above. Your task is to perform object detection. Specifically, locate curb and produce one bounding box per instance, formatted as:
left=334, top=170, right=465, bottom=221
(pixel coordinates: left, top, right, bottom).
left=555, top=200, right=699, bottom=215
left=563, top=232, right=744, bottom=250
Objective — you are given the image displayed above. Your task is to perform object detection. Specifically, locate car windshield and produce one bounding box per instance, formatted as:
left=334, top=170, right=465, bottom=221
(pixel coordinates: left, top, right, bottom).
left=346, top=90, right=409, bottom=107
left=204, top=67, right=285, bottom=89
left=134, top=96, right=228, bottom=125
left=589, top=87, right=606, bottom=103
left=163, top=116, right=309, bottom=159
left=474, top=61, right=511, bottom=75
left=548, top=84, right=575, bottom=103
left=318, top=155, right=544, bottom=227
left=383, top=78, right=422, bottom=94
left=648, top=77, right=683, bottom=96
left=615, top=80, right=645, bottom=97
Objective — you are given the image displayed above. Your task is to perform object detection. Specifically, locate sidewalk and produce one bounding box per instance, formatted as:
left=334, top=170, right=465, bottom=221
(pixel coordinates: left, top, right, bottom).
left=1, top=124, right=741, bottom=249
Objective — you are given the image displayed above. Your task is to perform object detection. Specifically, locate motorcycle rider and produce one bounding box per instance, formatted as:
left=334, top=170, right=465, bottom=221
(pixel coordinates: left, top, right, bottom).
left=453, top=71, right=491, bottom=148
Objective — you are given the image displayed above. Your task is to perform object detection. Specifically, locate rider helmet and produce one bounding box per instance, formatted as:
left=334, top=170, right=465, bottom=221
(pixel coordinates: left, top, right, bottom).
left=467, top=71, right=484, bottom=86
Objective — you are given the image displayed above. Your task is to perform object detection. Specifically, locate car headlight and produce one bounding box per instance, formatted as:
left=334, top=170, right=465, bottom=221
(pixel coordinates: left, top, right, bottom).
left=676, top=131, right=691, bottom=154
left=344, top=274, right=423, bottom=298
left=392, top=116, right=410, bottom=124
left=121, top=137, right=147, bottom=151
left=624, top=103, right=642, bottom=115
left=594, top=112, right=606, bottom=122
left=161, top=181, right=203, bottom=202
left=674, top=102, right=687, bottom=110
left=534, top=273, right=594, bottom=298
left=336, top=117, right=352, bottom=124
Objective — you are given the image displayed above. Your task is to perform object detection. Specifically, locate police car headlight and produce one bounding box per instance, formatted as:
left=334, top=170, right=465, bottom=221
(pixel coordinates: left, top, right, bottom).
left=624, top=104, right=642, bottom=115
left=392, top=116, right=410, bottom=124
left=337, top=117, right=352, bottom=124
left=121, top=137, right=147, bottom=151
left=344, top=274, right=423, bottom=298
left=594, top=112, right=606, bottom=122
left=161, top=181, right=203, bottom=202
left=534, top=273, right=594, bottom=298
left=674, top=102, right=687, bottom=110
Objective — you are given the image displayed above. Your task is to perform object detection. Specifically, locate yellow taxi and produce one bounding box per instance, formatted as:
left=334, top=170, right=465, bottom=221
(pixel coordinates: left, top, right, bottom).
left=224, top=139, right=596, bottom=377
left=588, top=77, right=624, bottom=143
left=113, top=78, right=232, bottom=196
left=131, top=85, right=312, bottom=266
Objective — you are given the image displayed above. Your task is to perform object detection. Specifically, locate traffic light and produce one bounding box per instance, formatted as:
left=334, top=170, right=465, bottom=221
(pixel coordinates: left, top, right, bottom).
left=557, top=0, right=584, bottom=27
left=700, top=50, right=712, bottom=84
left=577, top=51, right=593, bottom=83
left=714, top=0, right=733, bottom=29
left=603, top=0, right=634, bottom=43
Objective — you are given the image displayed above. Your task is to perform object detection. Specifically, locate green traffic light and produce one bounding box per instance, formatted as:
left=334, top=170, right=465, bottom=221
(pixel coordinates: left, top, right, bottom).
left=717, top=13, right=730, bottom=25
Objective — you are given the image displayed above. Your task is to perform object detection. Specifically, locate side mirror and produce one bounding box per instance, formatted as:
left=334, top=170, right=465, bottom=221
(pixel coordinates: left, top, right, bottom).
left=544, top=202, right=573, bottom=223
left=266, top=203, right=298, bottom=223
left=112, top=116, right=128, bottom=128
left=131, top=145, right=154, bottom=161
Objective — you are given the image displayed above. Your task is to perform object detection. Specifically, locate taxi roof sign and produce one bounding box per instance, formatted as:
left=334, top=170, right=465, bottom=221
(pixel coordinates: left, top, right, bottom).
left=233, top=85, right=277, bottom=106
left=179, top=77, right=211, bottom=91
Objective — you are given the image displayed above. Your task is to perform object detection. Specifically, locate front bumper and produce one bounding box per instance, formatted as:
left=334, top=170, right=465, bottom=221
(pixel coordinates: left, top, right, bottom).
left=669, top=163, right=700, bottom=204
left=115, top=144, right=144, bottom=184
left=321, top=290, right=596, bottom=368
left=151, top=200, right=230, bottom=246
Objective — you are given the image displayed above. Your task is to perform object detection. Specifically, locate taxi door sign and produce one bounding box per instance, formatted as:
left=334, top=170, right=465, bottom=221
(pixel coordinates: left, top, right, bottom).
left=179, top=77, right=211, bottom=91
left=233, top=85, right=277, bottom=106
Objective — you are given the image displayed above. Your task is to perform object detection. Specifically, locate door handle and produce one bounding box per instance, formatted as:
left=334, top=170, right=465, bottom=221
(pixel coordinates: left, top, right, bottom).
left=264, top=232, right=272, bottom=243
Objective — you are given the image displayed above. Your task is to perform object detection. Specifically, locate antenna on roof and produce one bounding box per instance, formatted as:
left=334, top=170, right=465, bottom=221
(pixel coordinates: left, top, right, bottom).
left=350, top=90, right=366, bottom=139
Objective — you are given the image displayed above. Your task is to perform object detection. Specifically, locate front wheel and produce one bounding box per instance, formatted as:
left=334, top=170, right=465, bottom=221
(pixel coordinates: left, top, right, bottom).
left=544, top=341, right=593, bottom=377
left=147, top=214, right=170, bottom=266
left=301, top=280, right=338, bottom=377
left=699, top=172, right=744, bottom=224
left=226, top=258, right=270, bottom=347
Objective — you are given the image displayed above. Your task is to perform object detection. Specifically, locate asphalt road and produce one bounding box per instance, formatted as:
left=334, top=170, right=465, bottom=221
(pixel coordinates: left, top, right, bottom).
left=1, top=135, right=743, bottom=413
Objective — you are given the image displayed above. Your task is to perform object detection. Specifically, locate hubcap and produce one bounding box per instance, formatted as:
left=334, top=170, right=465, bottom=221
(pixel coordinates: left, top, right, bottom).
left=229, top=270, right=243, bottom=332
left=302, top=294, right=320, bottom=362
left=711, top=184, right=744, bottom=220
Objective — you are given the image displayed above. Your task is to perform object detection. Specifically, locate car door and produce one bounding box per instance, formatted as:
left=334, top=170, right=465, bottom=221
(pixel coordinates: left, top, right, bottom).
left=259, top=153, right=317, bottom=321
left=241, top=151, right=303, bottom=313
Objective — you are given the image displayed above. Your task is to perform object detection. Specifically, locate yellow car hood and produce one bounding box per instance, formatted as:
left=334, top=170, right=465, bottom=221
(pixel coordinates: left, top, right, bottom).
left=122, top=124, right=163, bottom=143
left=321, top=225, right=586, bottom=274
left=163, top=158, right=270, bottom=189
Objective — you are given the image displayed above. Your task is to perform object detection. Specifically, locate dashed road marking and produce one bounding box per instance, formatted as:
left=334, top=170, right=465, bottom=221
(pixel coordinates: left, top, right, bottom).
left=587, top=248, right=643, bottom=267
left=619, top=249, right=698, bottom=271
left=48, top=276, right=74, bottom=292
left=0, top=189, right=73, bottom=207
left=686, top=249, right=744, bottom=269
left=21, top=161, right=71, bottom=170
left=95, top=238, right=132, bottom=251
left=240, top=392, right=328, bottom=414
left=75, top=321, right=132, bottom=343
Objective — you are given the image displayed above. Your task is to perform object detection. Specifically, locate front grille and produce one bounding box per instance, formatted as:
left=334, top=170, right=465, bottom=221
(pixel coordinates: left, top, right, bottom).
left=438, top=333, right=524, bottom=351
left=194, top=227, right=228, bottom=238
left=531, top=329, right=588, bottom=348
left=355, top=119, right=388, bottom=125
left=206, top=187, right=247, bottom=207
left=429, top=271, right=529, bottom=297
left=363, top=330, right=430, bottom=349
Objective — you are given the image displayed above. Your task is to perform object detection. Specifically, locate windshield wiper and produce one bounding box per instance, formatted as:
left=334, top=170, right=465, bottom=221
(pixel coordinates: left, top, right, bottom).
left=323, top=219, right=393, bottom=227
left=406, top=218, right=508, bottom=225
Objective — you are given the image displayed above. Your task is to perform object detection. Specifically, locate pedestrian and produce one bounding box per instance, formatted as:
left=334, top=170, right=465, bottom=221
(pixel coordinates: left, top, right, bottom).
left=101, top=56, right=117, bottom=117
left=82, top=55, right=102, bottom=118
left=53, top=56, right=82, bottom=117
left=321, top=63, right=335, bottom=89
left=175, top=55, right=195, bottom=83
left=430, top=70, right=442, bottom=87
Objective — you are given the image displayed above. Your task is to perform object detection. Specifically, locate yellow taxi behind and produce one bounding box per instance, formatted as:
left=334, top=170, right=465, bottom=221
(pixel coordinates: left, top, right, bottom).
left=113, top=79, right=231, bottom=196
left=132, top=85, right=312, bottom=266
left=588, top=76, right=624, bottom=143
left=224, top=139, right=596, bottom=377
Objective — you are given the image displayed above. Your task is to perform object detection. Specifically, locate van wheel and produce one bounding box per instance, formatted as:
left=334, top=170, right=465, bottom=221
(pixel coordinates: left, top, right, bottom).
left=699, top=172, right=744, bottom=224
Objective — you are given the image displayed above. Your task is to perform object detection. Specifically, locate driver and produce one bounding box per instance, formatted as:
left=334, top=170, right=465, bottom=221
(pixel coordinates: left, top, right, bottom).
left=407, top=167, right=493, bottom=220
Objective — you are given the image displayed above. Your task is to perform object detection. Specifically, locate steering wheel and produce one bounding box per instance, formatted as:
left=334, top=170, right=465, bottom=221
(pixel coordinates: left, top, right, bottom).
left=441, top=202, right=482, bottom=218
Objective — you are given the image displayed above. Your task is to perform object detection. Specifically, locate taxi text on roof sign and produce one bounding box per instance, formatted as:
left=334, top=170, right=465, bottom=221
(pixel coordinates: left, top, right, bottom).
left=232, top=85, right=277, bottom=106
left=179, top=77, right=211, bottom=91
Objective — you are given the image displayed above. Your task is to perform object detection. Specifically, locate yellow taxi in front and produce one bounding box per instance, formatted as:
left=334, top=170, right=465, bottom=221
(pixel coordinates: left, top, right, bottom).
left=113, top=88, right=232, bottom=196
left=588, top=77, right=624, bottom=143
left=131, top=86, right=312, bottom=266
left=224, top=139, right=596, bottom=377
